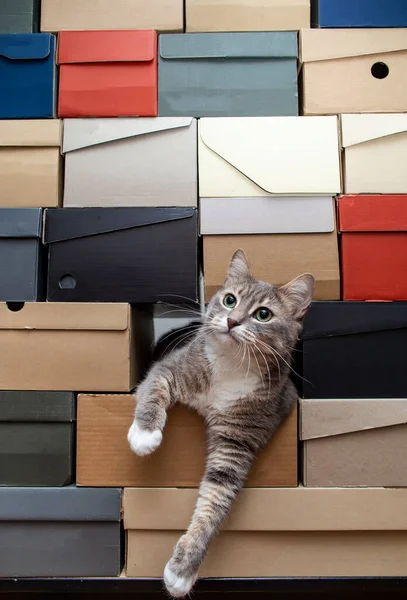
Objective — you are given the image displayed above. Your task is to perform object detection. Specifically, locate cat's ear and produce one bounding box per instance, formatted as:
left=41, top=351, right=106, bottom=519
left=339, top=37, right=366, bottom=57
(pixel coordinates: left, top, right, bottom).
left=225, top=249, right=252, bottom=281
left=279, top=273, right=315, bottom=319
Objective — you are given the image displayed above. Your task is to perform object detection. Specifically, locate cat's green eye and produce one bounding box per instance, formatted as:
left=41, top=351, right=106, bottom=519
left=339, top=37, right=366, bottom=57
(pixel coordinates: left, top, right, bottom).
left=223, top=294, right=237, bottom=308
left=254, top=307, right=272, bottom=322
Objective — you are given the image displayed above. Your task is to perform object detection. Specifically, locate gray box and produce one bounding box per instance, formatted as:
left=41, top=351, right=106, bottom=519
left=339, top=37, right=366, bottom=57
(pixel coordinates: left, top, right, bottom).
left=158, top=32, right=298, bottom=117
left=0, top=0, right=40, bottom=33
left=0, top=208, right=45, bottom=301
left=0, top=486, right=122, bottom=577
left=0, top=391, right=75, bottom=487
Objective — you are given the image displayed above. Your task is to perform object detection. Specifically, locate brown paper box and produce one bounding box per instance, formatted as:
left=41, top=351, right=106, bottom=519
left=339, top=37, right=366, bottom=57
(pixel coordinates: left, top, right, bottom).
left=76, top=394, right=297, bottom=487
left=124, top=486, right=407, bottom=577
left=0, top=120, right=62, bottom=208
left=301, top=29, right=407, bottom=115
left=300, top=398, right=407, bottom=488
left=186, top=0, right=310, bottom=32
left=0, top=303, right=152, bottom=392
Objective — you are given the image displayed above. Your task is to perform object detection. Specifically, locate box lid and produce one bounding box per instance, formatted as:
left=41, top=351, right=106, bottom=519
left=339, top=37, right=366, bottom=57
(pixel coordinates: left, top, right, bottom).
left=300, top=28, right=407, bottom=62
left=302, top=301, right=407, bottom=340
left=0, top=302, right=130, bottom=331
left=62, top=117, right=193, bottom=153
left=0, top=208, right=42, bottom=238
left=200, top=197, right=335, bottom=234
left=159, top=32, right=298, bottom=60
left=58, top=30, right=156, bottom=64
left=44, top=207, right=196, bottom=244
left=300, top=398, right=407, bottom=440
left=0, top=486, right=121, bottom=521
left=339, top=195, right=407, bottom=232
left=123, top=487, right=407, bottom=531
left=0, top=119, right=61, bottom=147
left=0, top=32, right=51, bottom=60
left=341, top=113, right=407, bottom=147
left=0, top=391, right=75, bottom=422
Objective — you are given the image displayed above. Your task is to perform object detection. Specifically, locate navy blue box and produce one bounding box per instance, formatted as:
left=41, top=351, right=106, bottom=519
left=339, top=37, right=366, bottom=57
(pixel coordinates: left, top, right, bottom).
left=312, top=0, right=407, bottom=28
left=0, top=33, right=56, bottom=118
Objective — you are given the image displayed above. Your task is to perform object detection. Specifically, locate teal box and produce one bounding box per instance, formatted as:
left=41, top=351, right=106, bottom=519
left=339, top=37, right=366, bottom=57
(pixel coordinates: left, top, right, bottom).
left=158, top=32, right=298, bottom=117
left=0, top=0, right=40, bottom=34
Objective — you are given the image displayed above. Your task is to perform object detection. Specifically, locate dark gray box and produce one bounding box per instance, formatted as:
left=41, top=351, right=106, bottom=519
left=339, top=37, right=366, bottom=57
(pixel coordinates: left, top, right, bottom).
left=0, top=486, right=122, bottom=577
left=0, top=0, right=40, bottom=33
left=0, top=391, right=75, bottom=486
left=0, top=208, right=45, bottom=301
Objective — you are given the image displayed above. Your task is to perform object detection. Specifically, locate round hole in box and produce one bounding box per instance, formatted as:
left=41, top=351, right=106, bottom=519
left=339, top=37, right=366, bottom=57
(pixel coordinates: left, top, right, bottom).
left=59, top=274, right=77, bottom=290
left=371, top=62, right=389, bottom=79
left=6, top=302, right=25, bottom=312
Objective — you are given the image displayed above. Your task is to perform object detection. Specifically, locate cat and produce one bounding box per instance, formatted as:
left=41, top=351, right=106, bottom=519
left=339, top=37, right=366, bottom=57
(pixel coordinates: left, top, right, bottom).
left=127, top=249, right=314, bottom=598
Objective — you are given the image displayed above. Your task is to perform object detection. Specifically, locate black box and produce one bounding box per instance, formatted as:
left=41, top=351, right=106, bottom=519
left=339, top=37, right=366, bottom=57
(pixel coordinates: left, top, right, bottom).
left=44, top=207, right=198, bottom=303
left=0, top=208, right=45, bottom=302
left=302, top=301, right=407, bottom=398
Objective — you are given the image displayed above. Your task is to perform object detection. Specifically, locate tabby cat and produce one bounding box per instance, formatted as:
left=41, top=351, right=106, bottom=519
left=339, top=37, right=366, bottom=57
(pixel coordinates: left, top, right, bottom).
left=128, top=250, right=314, bottom=597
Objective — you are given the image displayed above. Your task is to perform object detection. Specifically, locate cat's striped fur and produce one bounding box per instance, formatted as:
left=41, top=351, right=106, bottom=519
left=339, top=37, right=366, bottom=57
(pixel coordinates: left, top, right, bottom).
left=128, top=250, right=314, bottom=597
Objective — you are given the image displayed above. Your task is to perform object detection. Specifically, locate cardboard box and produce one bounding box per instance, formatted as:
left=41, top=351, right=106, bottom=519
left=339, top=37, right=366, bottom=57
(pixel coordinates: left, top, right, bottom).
left=300, top=398, right=407, bottom=488
left=0, top=0, right=39, bottom=33
left=62, top=118, right=197, bottom=208
left=45, top=208, right=198, bottom=303
left=0, top=208, right=45, bottom=302
left=0, top=33, right=56, bottom=119
left=0, top=120, right=61, bottom=208
left=124, top=486, right=407, bottom=577
left=58, top=30, right=157, bottom=118
left=41, top=0, right=183, bottom=33
left=0, top=303, right=152, bottom=392
left=301, top=29, right=407, bottom=115
left=158, top=33, right=298, bottom=117
left=312, top=0, right=407, bottom=28
left=203, top=198, right=339, bottom=301
left=0, top=391, right=75, bottom=486
left=0, top=486, right=121, bottom=576
left=339, top=194, right=407, bottom=300
left=186, top=0, right=310, bottom=32
left=198, top=117, right=341, bottom=197
left=341, top=113, right=407, bottom=194
left=302, top=301, right=407, bottom=399
left=77, top=394, right=297, bottom=487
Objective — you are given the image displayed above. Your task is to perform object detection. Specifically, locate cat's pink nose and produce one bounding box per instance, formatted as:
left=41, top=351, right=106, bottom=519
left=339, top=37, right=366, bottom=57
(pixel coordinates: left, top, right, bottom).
left=227, top=318, right=240, bottom=330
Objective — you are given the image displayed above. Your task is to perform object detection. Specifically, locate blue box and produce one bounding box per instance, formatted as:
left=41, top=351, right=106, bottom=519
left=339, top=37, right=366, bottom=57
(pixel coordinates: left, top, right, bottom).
left=0, top=33, right=56, bottom=118
left=313, top=0, right=407, bottom=28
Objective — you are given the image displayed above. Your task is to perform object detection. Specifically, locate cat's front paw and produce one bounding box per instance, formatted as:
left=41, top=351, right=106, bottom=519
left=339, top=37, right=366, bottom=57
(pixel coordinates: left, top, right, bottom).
left=164, top=560, right=198, bottom=598
left=127, top=421, right=162, bottom=456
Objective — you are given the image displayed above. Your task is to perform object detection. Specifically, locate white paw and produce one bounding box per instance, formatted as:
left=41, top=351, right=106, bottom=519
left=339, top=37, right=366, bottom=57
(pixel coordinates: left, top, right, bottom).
left=127, top=421, right=162, bottom=456
left=164, top=562, right=197, bottom=598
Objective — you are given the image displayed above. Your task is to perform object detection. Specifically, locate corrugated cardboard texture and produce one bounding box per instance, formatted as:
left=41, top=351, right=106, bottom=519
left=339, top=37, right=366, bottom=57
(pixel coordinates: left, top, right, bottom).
left=203, top=231, right=340, bottom=302
left=0, top=0, right=40, bottom=34
left=187, top=0, right=310, bottom=32
left=77, top=394, right=297, bottom=487
left=301, top=29, right=407, bottom=114
left=41, top=0, right=183, bottom=32
left=0, top=391, right=75, bottom=421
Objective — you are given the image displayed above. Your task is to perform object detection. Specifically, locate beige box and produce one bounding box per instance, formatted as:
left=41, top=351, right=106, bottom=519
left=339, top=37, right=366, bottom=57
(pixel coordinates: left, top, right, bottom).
left=300, top=398, right=407, bottom=488
left=0, top=303, right=152, bottom=392
left=41, top=0, right=183, bottom=32
left=301, top=29, right=407, bottom=115
left=0, top=120, right=61, bottom=208
left=341, top=113, right=407, bottom=194
left=186, top=0, right=310, bottom=32
left=77, top=394, right=297, bottom=487
left=124, top=486, right=407, bottom=577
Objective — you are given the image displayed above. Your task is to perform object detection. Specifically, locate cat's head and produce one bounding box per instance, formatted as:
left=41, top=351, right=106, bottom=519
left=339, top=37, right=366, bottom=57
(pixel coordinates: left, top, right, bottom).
left=205, top=250, right=314, bottom=369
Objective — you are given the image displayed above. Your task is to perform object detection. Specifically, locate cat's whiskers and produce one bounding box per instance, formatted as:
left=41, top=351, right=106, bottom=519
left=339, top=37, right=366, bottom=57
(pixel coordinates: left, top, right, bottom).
left=245, top=344, right=252, bottom=380
left=251, top=339, right=272, bottom=392
left=256, top=338, right=310, bottom=384
left=153, top=322, right=201, bottom=348
left=163, top=326, right=207, bottom=357
left=250, top=345, right=265, bottom=389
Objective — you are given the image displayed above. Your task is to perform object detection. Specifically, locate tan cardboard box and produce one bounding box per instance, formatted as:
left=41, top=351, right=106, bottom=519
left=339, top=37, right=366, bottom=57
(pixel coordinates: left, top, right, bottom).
left=300, top=398, right=407, bottom=488
left=301, top=29, right=407, bottom=115
left=41, top=0, right=183, bottom=32
left=0, top=303, right=152, bottom=392
left=186, top=0, right=310, bottom=32
left=77, top=394, right=297, bottom=487
left=0, top=120, right=61, bottom=208
left=124, top=486, right=407, bottom=577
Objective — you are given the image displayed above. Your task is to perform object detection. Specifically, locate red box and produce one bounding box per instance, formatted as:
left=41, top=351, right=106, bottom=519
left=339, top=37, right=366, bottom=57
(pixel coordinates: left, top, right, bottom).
left=339, top=194, right=407, bottom=301
left=58, top=30, right=157, bottom=117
